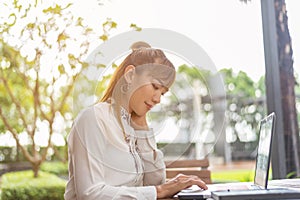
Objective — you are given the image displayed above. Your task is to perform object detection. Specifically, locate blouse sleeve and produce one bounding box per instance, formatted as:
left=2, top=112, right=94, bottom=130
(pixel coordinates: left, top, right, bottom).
left=66, top=108, right=157, bottom=200
left=135, top=129, right=166, bottom=186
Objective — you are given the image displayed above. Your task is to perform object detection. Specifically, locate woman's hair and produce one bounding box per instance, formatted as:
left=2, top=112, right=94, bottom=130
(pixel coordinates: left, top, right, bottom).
left=100, top=41, right=175, bottom=102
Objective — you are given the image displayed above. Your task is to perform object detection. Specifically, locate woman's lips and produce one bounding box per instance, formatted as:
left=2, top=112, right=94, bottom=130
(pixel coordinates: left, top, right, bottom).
left=145, top=102, right=153, bottom=110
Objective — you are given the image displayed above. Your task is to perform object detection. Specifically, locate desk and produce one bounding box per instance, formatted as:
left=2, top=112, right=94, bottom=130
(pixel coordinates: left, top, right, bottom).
left=165, top=178, right=300, bottom=200
left=268, top=178, right=300, bottom=189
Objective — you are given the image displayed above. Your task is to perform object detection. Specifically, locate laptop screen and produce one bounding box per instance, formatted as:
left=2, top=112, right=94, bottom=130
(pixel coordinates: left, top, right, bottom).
left=254, top=112, right=276, bottom=189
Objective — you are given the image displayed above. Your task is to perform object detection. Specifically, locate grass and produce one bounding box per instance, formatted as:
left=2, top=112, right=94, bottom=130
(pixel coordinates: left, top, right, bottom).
left=1, top=170, right=66, bottom=200
left=40, top=161, right=68, bottom=177
left=211, top=168, right=274, bottom=183
left=2, top=170, right=66, bottom=187
left=211, top=169, right=255, bottom=183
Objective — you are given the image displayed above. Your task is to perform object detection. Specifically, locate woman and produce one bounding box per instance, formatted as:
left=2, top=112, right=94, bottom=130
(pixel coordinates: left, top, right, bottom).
left=64, top=41, right=207, bottom=200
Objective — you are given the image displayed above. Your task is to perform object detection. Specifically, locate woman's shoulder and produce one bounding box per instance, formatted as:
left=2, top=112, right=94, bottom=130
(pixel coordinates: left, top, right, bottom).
left=94, top=101, right=111, bottom=112
left=69, top=103, right=112, bottom=146
left=74, top=102, right=111, bottom=122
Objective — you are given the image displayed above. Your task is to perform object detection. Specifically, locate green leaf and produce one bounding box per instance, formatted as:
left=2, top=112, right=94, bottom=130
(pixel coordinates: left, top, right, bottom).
left=43, top=4, right=62, bottom=14
left=130, top=23, right=142, bottom=31
left=27, top=23, right=35, bottom=29
left=100, top=34, right=108, bottom=41
left=97, top=64, right=106, bottom=68
left=76, top=17, right=83, bottom=26
left=111, top=21, right=117, bottom=29
left=58, top=65, right=65, bottom=74
left=57, top=32, right=68, bottom=42
left=7, top=13, right=17, bottom=26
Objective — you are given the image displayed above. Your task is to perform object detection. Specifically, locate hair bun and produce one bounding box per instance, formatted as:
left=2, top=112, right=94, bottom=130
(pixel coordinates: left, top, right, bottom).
left=130, top=41, right=151, bottom=50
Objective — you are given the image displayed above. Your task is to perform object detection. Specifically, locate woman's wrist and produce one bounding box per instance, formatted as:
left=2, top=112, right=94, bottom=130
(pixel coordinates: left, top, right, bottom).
left=155, top=185, right=164, bottom=199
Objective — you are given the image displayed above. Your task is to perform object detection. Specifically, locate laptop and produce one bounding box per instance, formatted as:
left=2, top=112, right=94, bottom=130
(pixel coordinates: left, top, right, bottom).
left=177, top=112, right=300, bottom=200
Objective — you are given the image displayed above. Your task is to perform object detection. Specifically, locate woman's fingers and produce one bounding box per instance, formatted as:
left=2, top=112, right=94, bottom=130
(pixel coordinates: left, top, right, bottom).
left=174, top=174, right=208, bottom=190
left=156, top=174, right=208, bottom=198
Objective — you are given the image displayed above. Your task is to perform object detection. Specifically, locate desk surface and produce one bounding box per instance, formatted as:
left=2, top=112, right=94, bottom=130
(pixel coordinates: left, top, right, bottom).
left=268, top=178, right=300, bottom=189
left=166, top=178, right=300, bottom=200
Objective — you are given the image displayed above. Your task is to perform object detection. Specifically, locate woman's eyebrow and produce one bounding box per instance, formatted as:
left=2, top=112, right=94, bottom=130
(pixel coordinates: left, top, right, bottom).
left=152, top=78, right=170, bottom=92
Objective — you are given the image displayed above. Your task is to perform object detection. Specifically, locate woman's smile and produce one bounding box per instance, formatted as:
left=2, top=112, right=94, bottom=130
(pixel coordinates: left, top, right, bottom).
left=145, top=102, right=154, bottom=110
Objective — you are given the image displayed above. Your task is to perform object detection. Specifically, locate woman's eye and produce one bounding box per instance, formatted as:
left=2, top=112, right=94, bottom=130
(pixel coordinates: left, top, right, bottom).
left=152, top=83, right=167, bottom=96
left=152, top=83, right=159, bottom=90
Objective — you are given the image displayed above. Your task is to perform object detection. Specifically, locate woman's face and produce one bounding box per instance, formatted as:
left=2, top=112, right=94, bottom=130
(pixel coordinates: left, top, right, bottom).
left=128, top=76, right=168, bottom=117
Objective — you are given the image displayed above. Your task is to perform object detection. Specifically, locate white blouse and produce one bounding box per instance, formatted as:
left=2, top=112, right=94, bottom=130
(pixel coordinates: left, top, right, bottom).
left=64, top=102, right=166, bottom=200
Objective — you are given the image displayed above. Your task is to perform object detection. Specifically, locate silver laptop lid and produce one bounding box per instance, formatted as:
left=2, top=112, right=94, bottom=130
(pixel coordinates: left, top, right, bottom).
left=254, top=112, right=276, bottom=189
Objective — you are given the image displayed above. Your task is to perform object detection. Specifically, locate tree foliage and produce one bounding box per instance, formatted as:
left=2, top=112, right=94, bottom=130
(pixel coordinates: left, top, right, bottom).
left=220, top=68, right=265, bottom=158
left=0, top=0, right=115, bottom=177
left=151, top=64, right=266, bottom=159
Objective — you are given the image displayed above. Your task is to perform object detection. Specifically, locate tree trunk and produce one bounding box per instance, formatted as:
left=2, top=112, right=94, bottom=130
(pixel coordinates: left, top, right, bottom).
left=32, top=160, right=41, bottom=178
left=275, top=0, right=300, bottom=177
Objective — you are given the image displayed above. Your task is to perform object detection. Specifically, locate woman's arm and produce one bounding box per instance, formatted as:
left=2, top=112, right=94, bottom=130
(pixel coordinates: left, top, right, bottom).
left=134, top=129, right=208, bottom=199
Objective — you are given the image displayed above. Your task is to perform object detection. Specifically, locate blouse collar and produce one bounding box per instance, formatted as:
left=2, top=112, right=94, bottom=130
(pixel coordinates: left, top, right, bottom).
left=120, top=106, right=131, bottom=125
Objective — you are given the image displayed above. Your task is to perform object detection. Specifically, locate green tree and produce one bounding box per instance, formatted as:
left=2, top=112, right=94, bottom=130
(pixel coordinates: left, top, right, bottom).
left=220, top=68, right=265, bottom=159
left=0, top=0, right=115, bottom=177
left=150, top=64, right=267, bottom=159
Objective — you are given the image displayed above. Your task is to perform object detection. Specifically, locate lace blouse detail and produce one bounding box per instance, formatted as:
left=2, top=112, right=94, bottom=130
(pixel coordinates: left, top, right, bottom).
left=120, top=107, right=131, bottom=125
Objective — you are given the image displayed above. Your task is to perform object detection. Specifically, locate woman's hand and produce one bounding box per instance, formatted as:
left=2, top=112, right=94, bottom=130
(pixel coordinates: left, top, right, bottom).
left=131, top=112, right=149, bottom=130
left=155, top=174, right=208, bottom=199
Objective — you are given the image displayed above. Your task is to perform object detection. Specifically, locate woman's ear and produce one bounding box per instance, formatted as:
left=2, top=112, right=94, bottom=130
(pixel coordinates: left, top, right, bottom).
left=124, top=65, right=135, bottom=83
